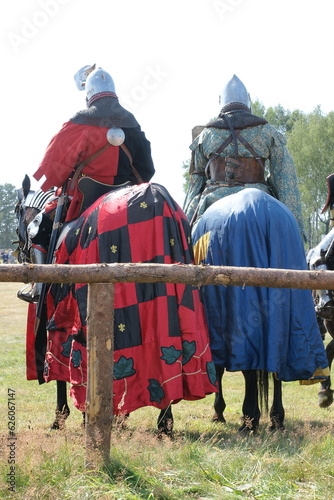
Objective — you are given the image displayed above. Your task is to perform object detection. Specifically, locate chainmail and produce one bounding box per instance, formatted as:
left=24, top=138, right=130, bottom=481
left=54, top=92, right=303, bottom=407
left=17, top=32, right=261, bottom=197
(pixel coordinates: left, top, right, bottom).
left=206, top=103, right=268, bottom=130
left=70, top=96, right=140, bottom=128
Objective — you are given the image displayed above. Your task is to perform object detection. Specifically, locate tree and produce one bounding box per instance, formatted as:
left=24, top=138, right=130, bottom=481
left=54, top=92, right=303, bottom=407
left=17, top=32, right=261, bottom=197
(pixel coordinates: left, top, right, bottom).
left=0, top=183, right=18, bottom=249
left=287, top=107, right=334, bottom=246
left=251, top=100, right=266, bottom=119
left=252, top=100, right=304, bottom=134
left=251, top=103, right=333, bottom=245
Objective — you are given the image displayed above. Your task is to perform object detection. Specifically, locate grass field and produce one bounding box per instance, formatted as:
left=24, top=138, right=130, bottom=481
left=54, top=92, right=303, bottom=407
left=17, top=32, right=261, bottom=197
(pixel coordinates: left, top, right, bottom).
left=0, top=282, right=334, bottom=499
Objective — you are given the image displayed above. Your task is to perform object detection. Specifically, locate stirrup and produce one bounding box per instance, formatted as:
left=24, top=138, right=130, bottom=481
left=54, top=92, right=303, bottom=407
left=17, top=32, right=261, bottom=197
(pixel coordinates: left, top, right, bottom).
left=17, top=284, right=40, bottom=304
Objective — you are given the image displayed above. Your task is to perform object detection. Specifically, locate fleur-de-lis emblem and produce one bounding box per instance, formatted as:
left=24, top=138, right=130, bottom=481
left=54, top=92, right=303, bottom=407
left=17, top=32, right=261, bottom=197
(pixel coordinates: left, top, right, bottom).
left=118, top=323, right=126, bottom=332
left=140, top=202, right=148, bottom=209
left=110, top=245, right=118, bottom=253
left=170, top=238, right=175, bottom=246
left=88, top=226, right=92, bottom=234
left=75, top=228, right=81, bottom=235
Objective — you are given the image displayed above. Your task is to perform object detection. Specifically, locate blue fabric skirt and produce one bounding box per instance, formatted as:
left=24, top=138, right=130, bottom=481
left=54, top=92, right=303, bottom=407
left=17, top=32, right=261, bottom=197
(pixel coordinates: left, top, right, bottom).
left=192, top=188, right=328, bottom=381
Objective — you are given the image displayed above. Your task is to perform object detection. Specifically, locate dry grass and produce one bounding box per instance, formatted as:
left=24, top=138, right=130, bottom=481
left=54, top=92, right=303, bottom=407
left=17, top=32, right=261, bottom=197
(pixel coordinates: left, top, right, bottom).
left=1, top=282, right=334, bottom=499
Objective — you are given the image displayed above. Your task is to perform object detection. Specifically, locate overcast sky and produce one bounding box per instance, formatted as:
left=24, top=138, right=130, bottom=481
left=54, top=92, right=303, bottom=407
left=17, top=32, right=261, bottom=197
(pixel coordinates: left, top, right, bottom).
left=2, top=0, right=334, bottom=207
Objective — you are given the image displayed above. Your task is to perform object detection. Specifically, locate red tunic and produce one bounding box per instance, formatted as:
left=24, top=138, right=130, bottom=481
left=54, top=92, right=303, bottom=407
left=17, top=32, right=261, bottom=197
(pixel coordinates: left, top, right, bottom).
left=33, top=121, right=154, bottom=221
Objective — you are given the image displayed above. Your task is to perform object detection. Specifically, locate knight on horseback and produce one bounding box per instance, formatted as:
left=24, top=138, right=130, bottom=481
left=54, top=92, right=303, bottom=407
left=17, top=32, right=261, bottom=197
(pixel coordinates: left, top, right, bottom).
left=14, top=66, right=217, bottom=432
left=18, top=64, right=155, bottom=303
left=184, top=75, right=329, bottom=431
left=183, top=74, right=305, bottom=240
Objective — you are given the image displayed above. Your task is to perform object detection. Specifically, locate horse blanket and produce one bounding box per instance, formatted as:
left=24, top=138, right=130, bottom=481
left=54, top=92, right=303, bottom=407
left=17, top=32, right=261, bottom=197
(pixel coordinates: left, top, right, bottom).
left=27, top=183, right=216, bottom=414
left=192, top=188, right=329, bottom=382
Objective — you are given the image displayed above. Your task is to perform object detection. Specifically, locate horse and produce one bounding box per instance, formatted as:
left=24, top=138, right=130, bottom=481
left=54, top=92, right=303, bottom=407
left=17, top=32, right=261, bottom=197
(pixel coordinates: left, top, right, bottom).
left=307, top=227, right=334, bottom=408
left=192, top=188, right=329, bottom=432
left=14, top=175, right=217, bottom=434
left=14, top=176, right=73, bottom=429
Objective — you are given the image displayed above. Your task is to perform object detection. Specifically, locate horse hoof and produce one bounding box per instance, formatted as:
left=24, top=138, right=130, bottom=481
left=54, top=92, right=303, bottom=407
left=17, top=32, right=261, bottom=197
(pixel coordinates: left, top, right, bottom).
left=238, top=423, right=257, bottom=434
left=269, top=422, right=285, bottom=432
left=212, top=412, right=226, bottom=424
left=50, top=407, right=70, bottom=430
left=238, top=416, right=259, bottom=434
left=157, top=418, right=174, bottom=438
left=113, top=414, right=129, bottom=430
left=269, top=416, right=285, bottom=432
left=318, top=389, right=334, bottom=408
left=50, top=416, right=67, bottom=430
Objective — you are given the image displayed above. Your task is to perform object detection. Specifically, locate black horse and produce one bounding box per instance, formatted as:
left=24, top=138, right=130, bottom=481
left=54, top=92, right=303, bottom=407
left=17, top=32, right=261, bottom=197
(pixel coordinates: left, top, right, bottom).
left=14, top=175, right=216, bottom=435
left=307, top=227, right=334, bottom=408
left=192, top=188, right=329, bottom=432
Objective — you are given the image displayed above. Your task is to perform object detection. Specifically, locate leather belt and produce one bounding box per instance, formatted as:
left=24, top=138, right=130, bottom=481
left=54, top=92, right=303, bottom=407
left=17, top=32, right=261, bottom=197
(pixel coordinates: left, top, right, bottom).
left=207, top=156, right=266, bottom=186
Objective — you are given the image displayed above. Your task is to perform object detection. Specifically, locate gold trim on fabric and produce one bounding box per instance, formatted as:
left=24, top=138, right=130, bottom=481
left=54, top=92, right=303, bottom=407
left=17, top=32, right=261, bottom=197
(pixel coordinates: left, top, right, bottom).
left=299, top=366, right=330, bottom=385
left=193, top=231, right=211, bottom=264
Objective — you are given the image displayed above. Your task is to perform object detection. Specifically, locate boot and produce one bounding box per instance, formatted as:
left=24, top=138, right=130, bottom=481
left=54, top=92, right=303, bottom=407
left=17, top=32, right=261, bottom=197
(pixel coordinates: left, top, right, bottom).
left=17, top=246, right=46, bottom=303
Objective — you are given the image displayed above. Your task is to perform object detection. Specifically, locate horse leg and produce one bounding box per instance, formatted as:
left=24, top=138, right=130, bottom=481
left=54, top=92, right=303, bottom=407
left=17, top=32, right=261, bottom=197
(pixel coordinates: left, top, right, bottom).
left=157, top=405, right=174, bottom=437
left=318, top=337, right=334, bottom=408
left=212, top=365, right=226, bottom=423
left=112, top=413, right=130, bottom=429
left=50, top=380, right=70, bottom=430
left=269, top=375, right=285, bottom=431
left=240, top=370, right=260, bottom=433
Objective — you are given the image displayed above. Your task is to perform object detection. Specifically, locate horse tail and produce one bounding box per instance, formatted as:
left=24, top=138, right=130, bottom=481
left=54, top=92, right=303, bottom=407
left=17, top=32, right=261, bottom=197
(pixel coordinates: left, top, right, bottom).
left=257, top=370, right=269, bottom=415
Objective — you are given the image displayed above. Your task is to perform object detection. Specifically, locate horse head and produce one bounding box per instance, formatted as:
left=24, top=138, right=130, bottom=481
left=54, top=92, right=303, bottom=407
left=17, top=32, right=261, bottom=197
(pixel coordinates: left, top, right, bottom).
left=14, top=175, right=36, bottom=263
left=13, top=175, right=56, bottom=263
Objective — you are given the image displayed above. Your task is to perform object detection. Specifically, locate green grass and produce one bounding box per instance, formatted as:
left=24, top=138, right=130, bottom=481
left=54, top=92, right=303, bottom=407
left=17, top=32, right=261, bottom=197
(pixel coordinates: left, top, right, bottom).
left=0, top=282, right=334, bottom=499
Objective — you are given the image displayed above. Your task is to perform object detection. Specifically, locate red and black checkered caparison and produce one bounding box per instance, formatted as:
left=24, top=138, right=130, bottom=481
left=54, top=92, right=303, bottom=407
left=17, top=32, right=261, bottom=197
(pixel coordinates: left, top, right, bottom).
left=40, top=183, right=216, bottom=414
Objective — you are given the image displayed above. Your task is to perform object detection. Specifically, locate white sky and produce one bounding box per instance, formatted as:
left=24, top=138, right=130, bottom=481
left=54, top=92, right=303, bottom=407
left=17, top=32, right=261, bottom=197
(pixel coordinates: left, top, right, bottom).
left=2, top=0, right=334, bottom=207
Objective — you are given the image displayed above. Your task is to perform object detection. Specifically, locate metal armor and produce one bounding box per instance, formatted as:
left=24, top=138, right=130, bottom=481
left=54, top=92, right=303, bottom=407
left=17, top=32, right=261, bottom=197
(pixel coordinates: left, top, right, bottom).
left=74, top=64, right=96, bottom=91
left=219, top=74, right=251, bottom=110
left=85, top=67, right=117, bottom=105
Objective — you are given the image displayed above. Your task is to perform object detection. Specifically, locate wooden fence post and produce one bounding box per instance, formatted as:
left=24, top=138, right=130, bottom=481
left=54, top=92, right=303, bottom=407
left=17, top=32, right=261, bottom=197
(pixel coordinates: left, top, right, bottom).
left=86, top=283, right=115, bottom=467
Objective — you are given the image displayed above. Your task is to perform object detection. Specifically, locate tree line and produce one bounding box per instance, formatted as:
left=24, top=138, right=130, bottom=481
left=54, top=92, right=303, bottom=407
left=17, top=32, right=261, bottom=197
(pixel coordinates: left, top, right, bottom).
left=1, top=104, right=333, bottom=250
left=254, top=101, right=334, bottom=248
left=0, top=184, right=18, bottom=250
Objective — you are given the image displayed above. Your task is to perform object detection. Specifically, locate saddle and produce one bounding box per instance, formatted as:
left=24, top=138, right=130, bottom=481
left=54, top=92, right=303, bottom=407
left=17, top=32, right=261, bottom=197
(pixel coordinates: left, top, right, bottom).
left=77, top=177, right=132, bottom=215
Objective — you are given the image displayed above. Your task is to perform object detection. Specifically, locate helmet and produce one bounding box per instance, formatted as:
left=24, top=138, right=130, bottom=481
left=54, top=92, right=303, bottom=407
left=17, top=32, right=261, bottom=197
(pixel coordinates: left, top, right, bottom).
left=85, top=67, right=116, bottom=105
left=74, top=64, right=96, bottom=91
left=219, top=74, right=251, bottom=110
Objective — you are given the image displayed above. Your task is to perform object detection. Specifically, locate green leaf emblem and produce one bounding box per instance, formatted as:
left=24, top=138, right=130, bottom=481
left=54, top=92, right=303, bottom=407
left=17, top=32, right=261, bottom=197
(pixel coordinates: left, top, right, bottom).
left=114, top=356, right=136, bottom=380
left=182, top=340, right=196, bottom=365
left=161, top=345, right=182, bottom=365
left=147, top=379, right=165, bottom=403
